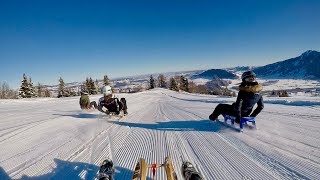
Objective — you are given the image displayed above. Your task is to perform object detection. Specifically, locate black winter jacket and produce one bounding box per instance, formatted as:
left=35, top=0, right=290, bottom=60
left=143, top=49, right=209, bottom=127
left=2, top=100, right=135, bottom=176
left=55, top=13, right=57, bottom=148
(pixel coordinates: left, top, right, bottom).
left=234, top=82, right=264, bottom=120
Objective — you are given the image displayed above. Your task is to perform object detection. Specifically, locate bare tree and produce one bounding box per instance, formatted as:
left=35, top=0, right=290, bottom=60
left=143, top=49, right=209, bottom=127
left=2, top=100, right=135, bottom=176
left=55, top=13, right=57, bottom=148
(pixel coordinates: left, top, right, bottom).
left=0, top=81, right=9, bottom=99
left=44, top=88, right=52, bottom=97
left=0, top=81, right=17, bottom=99
left=157, top=74, right=167, bottom=88
left=37, top=83, right=43, bottom=97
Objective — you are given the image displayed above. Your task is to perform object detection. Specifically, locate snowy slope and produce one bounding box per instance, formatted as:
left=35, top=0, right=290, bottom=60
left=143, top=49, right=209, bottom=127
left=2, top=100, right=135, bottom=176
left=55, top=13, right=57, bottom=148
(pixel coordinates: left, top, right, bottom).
left=0, top=89, right=320, bottom=180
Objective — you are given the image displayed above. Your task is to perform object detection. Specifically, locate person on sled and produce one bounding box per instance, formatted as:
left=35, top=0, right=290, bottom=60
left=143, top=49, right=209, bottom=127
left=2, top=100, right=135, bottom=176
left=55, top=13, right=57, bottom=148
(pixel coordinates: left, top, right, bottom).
left=79, top=91, right=97, bottom=110
left=209, top=71, right=264, bottom=123
left=97, top=85, right=128, bottom=116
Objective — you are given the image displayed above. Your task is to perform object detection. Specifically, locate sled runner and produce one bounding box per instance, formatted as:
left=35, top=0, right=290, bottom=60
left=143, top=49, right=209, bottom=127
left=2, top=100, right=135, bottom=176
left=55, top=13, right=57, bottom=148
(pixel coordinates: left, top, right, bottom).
left=105, top=110, right=125, bottom=120
left=220, top=114, right=256, bottom=132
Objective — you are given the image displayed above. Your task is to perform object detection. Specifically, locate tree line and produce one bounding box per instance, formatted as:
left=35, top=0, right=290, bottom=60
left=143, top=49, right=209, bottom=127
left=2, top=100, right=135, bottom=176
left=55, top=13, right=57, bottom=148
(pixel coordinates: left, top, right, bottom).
left=0, top=74, right=111, bottom=99
left=1, top=73, right=236, bottom=99
left=148, top=74, right=236, bottom=96
left=57, top=75, right=110, bottom=97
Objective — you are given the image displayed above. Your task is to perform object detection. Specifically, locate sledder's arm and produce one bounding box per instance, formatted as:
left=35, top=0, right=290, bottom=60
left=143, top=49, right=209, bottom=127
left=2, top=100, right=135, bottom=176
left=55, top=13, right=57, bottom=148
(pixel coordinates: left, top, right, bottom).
left=234, top=91, right=244, bottom=123
left=97, top=97, right=109, bottom=114
left=98, top=105, right=109, bottom=114
left=250, top=96, right=264, bottom=117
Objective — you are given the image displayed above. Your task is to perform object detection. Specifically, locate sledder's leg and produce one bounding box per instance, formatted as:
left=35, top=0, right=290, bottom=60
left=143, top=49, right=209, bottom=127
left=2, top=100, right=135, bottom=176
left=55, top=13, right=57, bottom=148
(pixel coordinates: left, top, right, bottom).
left=209, top=104, right=234, bottom=121
left=120, top=98, right=128, bottom=115
left=90, top=101, right=98, bottom=109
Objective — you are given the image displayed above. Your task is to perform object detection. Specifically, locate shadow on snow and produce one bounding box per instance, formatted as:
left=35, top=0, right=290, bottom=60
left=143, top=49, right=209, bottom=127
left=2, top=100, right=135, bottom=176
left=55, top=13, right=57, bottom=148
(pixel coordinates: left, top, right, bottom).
left=52, top=113, right=99, bottom=119
left=110, top=119, right=226, bottom=132
left=1, top=158, right=134, bottom=180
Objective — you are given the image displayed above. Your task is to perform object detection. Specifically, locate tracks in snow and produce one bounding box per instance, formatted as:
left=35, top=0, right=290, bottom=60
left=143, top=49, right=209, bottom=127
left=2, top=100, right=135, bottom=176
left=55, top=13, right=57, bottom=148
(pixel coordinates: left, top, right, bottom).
left=1, top=90, right=319, bottom=179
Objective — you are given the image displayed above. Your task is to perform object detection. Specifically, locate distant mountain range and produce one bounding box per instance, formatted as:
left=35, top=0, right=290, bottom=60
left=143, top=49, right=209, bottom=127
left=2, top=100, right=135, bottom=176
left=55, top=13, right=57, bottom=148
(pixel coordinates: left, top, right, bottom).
left=253, top=50, right=320, bottom=79
left=192, top=50, right=320, bottom=80
left=47, top=50, right=319, bottom=92
left=191, top=69, right=238, bottom=79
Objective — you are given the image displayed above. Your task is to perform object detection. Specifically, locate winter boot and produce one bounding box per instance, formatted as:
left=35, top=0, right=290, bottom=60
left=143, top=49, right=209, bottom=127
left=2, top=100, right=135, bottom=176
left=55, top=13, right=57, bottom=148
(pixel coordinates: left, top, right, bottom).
left=123, top=109, right=128, bottom=115
left=181, top=161, right=203, bottom=180
left=98, top=159, right=114, bottom=180
left=209, top=113, right=218, bottom=121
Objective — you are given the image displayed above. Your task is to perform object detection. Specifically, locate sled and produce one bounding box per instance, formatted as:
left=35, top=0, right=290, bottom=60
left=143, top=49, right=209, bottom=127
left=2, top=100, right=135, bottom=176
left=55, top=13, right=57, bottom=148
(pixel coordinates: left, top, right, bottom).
left=132, top=157, right=177, bottom=180
left=220, top=115, right=256, bottom=132
left=104, top=111, right=125, bottom=120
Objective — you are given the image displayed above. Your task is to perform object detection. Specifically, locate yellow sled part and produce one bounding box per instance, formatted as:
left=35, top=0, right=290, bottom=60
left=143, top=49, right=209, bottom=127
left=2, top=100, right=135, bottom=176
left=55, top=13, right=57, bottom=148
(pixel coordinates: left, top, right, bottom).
left=132, top=157, right=177, bottom=180
left=164, top=157, right=177, bottom=180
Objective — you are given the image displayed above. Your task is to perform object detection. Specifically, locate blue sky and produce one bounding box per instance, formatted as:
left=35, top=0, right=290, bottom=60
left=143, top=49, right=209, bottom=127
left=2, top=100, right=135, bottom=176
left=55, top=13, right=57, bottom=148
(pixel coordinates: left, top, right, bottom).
left=0, top=0, right=319, bottom=88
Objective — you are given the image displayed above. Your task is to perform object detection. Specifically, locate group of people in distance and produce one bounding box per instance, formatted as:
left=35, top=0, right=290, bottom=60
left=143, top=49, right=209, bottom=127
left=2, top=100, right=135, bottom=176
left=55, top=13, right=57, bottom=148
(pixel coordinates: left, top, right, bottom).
left=79, top=71, right=264, bottom=180
left=79, top=70, right=264, bottom=125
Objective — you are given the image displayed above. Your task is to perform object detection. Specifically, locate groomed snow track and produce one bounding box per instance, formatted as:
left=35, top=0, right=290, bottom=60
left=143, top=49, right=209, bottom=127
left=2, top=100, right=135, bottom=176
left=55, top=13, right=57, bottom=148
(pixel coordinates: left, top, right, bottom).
left=0, top=88, right=319, bottom=179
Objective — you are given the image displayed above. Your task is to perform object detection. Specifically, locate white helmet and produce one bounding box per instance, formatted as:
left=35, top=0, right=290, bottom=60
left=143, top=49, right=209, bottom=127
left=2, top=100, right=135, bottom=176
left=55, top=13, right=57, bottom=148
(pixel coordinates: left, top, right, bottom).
left=102, top=85, right=112, bottom=96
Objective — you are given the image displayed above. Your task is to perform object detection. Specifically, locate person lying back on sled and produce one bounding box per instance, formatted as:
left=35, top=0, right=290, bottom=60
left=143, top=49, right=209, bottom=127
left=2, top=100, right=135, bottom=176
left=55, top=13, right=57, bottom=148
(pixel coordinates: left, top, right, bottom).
left=97, top=85, right=128, bottom=115
left=209, top=71, right=264, bottom=123
left=79, top=91, right=98, bottom=110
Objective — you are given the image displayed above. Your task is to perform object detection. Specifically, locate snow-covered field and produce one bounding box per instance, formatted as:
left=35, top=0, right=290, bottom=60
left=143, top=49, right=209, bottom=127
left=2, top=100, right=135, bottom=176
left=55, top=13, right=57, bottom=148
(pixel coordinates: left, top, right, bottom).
left=192, top=78, right=320, bottom=92
left=1, top=88, right=320, bottom=180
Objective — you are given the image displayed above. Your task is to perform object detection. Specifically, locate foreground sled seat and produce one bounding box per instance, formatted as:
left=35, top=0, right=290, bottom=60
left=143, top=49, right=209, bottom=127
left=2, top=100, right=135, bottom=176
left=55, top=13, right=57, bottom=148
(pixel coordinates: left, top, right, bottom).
left=223, top=115, right=256, bottom=129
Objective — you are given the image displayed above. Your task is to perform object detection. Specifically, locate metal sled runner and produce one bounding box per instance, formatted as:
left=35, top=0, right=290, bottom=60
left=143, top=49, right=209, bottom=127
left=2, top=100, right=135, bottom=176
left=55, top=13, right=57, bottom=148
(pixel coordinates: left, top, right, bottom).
left=132, top=157, right=177, bottom=180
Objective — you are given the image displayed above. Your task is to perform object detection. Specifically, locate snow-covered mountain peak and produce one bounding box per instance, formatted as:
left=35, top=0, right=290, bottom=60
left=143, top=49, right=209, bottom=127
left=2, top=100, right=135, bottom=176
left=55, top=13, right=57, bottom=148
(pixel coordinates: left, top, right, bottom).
left=301, top=50, right=319, bottom=58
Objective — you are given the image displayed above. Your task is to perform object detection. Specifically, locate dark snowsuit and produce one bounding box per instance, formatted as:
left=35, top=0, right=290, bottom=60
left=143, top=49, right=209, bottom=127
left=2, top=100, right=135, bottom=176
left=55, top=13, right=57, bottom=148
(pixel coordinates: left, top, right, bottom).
left=209, top=81, right=264, bottom=123
left=98, top=97, right=128, bottom=115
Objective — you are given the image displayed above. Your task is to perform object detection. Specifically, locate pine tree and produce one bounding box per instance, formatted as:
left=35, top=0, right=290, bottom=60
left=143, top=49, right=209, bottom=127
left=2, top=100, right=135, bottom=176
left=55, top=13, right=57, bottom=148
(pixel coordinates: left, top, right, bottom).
left=89, top=77, right=97, bottom=94
left=18, top=74, right=35, bottom=98
left=18, top=74, right=28, bottom=98
left=179, top=75, right=189, bottom=92
left=58, top=77, right=65, bottom=97
left=149, top=75, right=155, bottom=89
left=85, top=78, right=90, bottom=93
left=157, top=74, right=167, bottom=88
left=169, top=77, right=179, bottom=91
left=29, top=78, right=37, bottom=97
left=103, top=75, right=110, bottom=86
